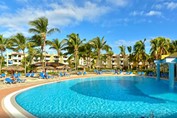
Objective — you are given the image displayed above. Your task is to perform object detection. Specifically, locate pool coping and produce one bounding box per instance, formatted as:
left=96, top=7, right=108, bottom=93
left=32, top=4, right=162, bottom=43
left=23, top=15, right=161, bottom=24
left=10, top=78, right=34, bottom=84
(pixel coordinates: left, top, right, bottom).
left=2, top=81, right=58, bottom=118
left=2, top=75, right=156, bottom=117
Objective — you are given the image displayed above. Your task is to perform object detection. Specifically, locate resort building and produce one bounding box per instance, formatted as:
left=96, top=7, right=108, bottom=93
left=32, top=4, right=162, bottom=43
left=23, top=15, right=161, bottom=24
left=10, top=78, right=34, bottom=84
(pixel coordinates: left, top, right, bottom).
left=5, top=52, right=129, bottom=69
left=5, top=52, right=69, bottom=66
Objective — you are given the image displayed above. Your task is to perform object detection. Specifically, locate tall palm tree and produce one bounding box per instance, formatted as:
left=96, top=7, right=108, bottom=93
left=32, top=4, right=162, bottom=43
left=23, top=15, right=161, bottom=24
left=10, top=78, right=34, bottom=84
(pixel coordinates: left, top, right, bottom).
left=150, top=37, right=170, bottom=60
left=127, top=46, right=132, bottom=54
left=119, top=45, right=126, bottom=56
left=133, top=39, right=147, bottom=69
left=28, top=17, right=60, bottom=71
left=10, top=33, right=32, bottom=74
left=65, top=33, right=86, bottom=70
left=106, top=50, right=114, bottom=69
left=127, top=46, right=132, bottom=69
left=0, top=35, right=10, bottom=73
left=47, top=38, right=67, bottom=63
left=90, top=37, right=111, bottom=68
left=118, top=45, right=126, bottom=69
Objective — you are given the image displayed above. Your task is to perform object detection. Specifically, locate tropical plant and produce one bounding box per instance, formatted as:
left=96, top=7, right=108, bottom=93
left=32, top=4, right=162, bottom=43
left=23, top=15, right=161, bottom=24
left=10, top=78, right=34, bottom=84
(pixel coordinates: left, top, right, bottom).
left=127, top=46, right=132, bottom=69
left=119, top=45, right=126, bottom=56
left=28, top=17, right=60, bottom=71
left=169, top=40, right=177, bottom=53
left=47, top=38, right=67, bottom=63
left=133, top=39, right=147, bottom=69
left=90, top=37, right=111, bottom=68
left=150, top=37, right=170, bottom=60
left=0, top=35, right=10, bottom=73
left=65, top=33, right=86, bottom=70
left=10, top=33, right=33, bottom=74
left=106, top=50, right=114, bottom=69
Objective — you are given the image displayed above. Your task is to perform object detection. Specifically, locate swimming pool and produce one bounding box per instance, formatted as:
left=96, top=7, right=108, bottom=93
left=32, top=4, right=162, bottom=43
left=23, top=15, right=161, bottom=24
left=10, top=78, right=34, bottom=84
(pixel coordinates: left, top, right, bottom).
left=16, top=76, right=177, bottom=118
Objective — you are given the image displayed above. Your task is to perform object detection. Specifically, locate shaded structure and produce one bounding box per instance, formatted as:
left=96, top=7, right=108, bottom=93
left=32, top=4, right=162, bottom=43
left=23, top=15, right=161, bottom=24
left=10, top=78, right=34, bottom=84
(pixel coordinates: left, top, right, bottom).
left=2, top=66, right=24, bottom=72
left=154, top=52, right=177, bottom=89
left=31, top=62, right=67, bottom=71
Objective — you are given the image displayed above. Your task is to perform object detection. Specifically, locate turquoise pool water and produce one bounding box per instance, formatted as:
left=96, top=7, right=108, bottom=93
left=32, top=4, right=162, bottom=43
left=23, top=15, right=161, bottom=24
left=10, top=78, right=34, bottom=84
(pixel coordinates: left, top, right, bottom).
left=16, top=76, right=177, bottom=118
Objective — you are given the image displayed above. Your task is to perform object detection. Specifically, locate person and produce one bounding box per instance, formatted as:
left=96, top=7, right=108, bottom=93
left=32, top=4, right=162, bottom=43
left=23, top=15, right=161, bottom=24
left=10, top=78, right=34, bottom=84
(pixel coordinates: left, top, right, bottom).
left=115, top=69, right=118, bottom=74
left=10, top=71, right=16, bottom=83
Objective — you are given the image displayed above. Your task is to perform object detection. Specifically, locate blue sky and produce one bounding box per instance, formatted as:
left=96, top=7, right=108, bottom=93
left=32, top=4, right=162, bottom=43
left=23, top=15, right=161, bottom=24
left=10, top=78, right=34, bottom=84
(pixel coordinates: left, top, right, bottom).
left=0, top=0, right=177, bottom=54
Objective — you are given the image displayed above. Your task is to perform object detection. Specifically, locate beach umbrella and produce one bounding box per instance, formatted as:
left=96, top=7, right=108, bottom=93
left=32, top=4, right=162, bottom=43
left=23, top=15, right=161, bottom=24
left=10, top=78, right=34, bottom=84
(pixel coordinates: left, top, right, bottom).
left=56, top=66, right=65, bottom=70
left=36, top=66, right=55, bottom=70
left=2, top=66, right=24, bottom=72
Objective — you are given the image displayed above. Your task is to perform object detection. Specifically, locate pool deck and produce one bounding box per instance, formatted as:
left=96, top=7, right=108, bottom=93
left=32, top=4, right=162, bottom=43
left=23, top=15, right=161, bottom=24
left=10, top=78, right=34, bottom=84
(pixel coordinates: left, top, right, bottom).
left=0, top=73, right=137, bottom=118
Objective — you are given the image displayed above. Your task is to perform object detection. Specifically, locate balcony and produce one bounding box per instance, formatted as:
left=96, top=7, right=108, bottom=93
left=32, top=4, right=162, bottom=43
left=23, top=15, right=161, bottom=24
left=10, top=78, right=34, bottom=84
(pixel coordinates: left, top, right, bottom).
left=54, top=58, right=59, bottom=60
left=45, top=57, right=50, bottom=60
left=120, top=58, right=124, bottom=61
left=112, top=63, right=117, bottom=65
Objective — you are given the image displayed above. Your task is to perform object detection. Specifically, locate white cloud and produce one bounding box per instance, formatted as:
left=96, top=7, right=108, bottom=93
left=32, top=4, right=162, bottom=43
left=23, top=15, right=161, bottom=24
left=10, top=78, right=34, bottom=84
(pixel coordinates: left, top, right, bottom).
left=130, top=10, right=162, bottom=17
left=154, top=2, right=177, bottom=10
left=0, top=2, right=9, bottom=10
left=146, top=11, right=162, bottom=16
left=165, top=2, right=177, bottom=10
left=106, top=0, right=129, bottom=7
left=0, top=1, right=110, bottom=37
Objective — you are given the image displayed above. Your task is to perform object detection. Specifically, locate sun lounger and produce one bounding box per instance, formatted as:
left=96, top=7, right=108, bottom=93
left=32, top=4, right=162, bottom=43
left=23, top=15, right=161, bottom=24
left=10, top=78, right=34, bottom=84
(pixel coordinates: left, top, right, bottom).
left=59, top=72, right=64, bottom=77
left=0, top=73, right=6, bottom=78
left=16, top=78, right=26, bottom=83
left=83, top=71, right=87, bottom=75
left=39, top=72, right=46, bottom=79
left=77, top=72, right=82, bottom=75
left=4, top=78, right=16, bottom=84
left=26, top=73, right=31, bottom=77
left=30, top=73, right=35, bottom=77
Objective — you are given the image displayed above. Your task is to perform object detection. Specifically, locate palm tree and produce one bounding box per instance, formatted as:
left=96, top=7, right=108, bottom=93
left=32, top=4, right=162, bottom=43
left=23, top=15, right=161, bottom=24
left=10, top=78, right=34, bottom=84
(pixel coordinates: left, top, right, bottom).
left=127, top=46, right=132, bottom=54
left=127, top=46, right=132, bottom=69
left=118, top=45, right=126, bottom=69
left=65, top=33, right=86, bottom=70
left=169, top=40, right=177, bottom=53
left=106, top=50, right=114, bottom=69
left=150, top=37, right=170, bottom=60
left=28, top=17, right=60, bottom=71
left=47, top=38, right=67, bottom=63
left=90, top=37, right=111, bottom=68
left=0, top=35, right=10, bottom=73
left=119, top=45, right=126, bottom=56
left=10, top=33, right=33, bottom=74
left=133, top=39, right=147, bottom=70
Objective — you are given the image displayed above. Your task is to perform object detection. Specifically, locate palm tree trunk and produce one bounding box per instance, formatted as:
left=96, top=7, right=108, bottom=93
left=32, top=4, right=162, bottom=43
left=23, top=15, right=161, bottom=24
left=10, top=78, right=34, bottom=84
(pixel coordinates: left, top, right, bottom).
left=75, top=49, right=78, bottom=71
left=43, top=36, right=46, bottom=73
left=97, top=50, right=100, bottom=68
left=23, top=50, right=26, bottom=74
left=89, top=55, right=91, bottom=71
left=0, top=51, right=3, bottom=74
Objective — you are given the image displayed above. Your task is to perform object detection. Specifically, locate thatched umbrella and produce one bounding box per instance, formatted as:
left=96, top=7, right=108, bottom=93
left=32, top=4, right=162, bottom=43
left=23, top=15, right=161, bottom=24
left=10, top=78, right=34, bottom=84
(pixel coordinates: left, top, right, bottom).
left=56, top=66, right=65, bottom=70
left=2, top=66, right=24, bottom=72
left=36, top=66, right=55, bottom=70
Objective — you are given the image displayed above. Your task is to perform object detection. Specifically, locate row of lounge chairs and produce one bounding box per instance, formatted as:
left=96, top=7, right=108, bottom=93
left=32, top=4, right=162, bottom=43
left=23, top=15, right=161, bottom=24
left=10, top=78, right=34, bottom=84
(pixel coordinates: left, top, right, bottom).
left=3, top=73, right=26, bottom=84
left=77, top=71, right=87, bottom=75
left=26, top=73, right=36, bottom=77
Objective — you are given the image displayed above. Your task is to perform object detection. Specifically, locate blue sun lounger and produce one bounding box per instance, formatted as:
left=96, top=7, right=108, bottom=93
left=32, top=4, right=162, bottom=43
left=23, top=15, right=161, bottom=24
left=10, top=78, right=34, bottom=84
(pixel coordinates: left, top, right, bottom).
left=4, top=78, right=16, bottom=84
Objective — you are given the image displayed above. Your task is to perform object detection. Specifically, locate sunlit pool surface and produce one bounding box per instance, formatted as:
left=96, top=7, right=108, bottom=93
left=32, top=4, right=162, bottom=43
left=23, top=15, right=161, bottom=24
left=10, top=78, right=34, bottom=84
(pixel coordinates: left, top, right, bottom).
left=16, top=76, right=177, bottom=118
